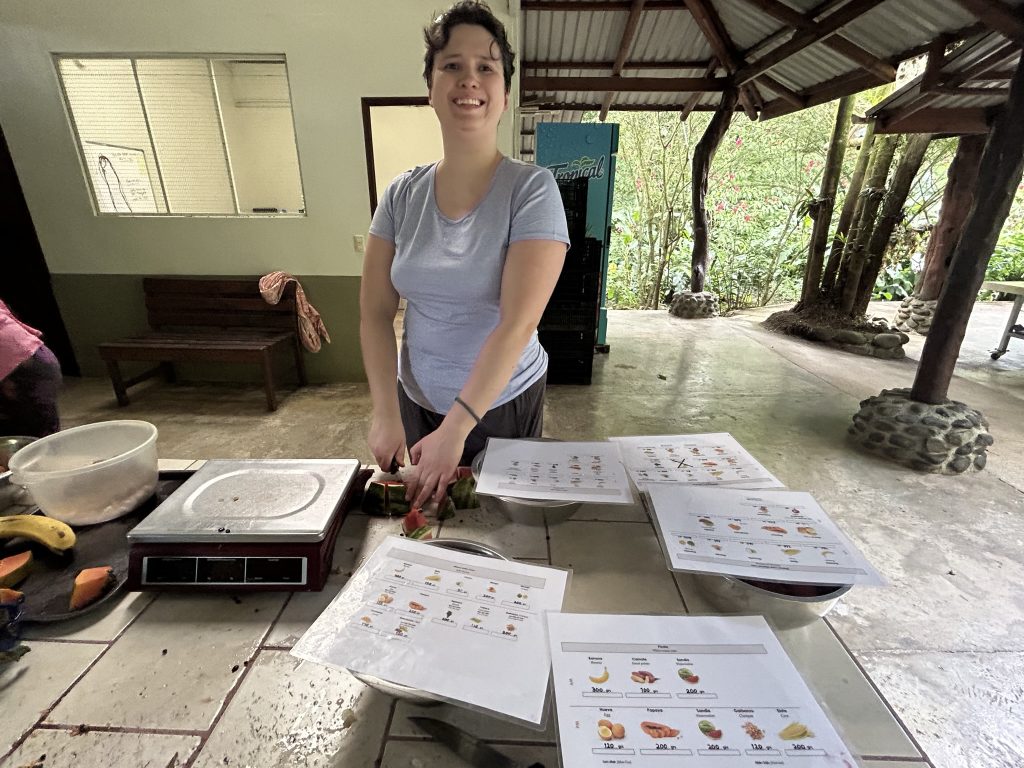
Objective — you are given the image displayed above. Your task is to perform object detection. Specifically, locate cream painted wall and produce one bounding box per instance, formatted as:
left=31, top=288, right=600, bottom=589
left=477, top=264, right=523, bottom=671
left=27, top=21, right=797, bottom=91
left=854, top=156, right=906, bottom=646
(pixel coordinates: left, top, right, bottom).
left=0, top=0, right=518, bottom=277
left=371, top=104, right=444, bottom=201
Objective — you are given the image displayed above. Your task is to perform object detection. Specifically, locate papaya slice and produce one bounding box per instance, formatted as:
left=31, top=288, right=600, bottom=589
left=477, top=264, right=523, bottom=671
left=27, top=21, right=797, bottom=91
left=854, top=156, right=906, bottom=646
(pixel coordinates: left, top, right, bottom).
left=0, top=587, right=24, bottom=605
left=0, top=550, right=32, bottom=588
left=70, top=565, right=115, bottom=611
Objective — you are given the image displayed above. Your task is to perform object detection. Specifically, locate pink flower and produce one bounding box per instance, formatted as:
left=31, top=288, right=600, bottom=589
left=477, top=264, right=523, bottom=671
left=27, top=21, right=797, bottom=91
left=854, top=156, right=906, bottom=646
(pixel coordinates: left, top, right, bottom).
left=744, top=215, right=752, bottom=222
left=715, top=201, right=726, bottom=211
left=735, top=137, right=743, bottom=147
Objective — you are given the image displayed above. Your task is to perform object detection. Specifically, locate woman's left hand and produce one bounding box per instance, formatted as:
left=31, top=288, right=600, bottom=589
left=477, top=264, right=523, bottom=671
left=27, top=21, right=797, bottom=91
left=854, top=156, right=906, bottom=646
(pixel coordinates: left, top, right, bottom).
left=407, top=423, right=465, bottom=508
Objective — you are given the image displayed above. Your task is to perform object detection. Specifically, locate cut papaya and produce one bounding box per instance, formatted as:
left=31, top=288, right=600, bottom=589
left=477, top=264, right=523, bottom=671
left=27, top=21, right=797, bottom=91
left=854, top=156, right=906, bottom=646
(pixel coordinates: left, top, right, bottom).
left=0, top=587, right=24, bottom=605
left=70, top=565, right=115, bottom=611
left=0, top=550, right=32, bottom=588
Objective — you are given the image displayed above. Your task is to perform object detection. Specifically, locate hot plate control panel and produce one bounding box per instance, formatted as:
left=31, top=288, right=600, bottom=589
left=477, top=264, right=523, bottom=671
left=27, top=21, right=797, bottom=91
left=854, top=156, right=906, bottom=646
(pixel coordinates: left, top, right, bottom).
left=142, top=555, right=308, bottom=586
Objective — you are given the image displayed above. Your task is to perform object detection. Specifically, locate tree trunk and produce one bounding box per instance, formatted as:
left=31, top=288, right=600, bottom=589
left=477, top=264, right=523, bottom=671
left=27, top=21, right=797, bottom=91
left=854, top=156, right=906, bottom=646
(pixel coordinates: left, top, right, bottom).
left=822, top=120, right=876, bottom=295
left=852, top=133, right=932, bottom=316
left=838, top=134, right=899, bottom=314
left=916, top=134, right=986, bottom=301
left=911, top=60, right=1024, bottom=404
left=801, top=96, right=855, bottom=308
left=651, top=208, right=673, bottom=307
left=690, top=90, right=738, bottom=293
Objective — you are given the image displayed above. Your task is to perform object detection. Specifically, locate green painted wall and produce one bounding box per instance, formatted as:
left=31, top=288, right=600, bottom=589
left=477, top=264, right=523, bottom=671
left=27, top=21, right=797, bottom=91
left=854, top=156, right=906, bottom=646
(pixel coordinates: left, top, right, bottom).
left=52, top=274, right=366, bottom=383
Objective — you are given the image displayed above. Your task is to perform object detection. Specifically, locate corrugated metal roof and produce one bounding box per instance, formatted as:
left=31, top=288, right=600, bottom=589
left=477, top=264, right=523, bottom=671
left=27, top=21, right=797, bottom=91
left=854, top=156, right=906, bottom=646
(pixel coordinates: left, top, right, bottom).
left=516, top=0, right=1023, bottom=139
left=866, top=31, right=1020, bottom=131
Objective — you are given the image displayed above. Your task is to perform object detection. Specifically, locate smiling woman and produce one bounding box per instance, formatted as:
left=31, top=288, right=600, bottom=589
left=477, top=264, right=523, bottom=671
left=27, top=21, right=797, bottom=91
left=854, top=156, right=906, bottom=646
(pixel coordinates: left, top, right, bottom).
left=358, top=1, right=569, bottom=508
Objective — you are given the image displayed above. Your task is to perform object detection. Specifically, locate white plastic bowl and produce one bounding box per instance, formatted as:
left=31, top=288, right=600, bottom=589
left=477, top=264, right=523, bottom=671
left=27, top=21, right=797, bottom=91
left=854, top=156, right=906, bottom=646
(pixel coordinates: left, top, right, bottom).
left=9, top=420, right=159, bottom=526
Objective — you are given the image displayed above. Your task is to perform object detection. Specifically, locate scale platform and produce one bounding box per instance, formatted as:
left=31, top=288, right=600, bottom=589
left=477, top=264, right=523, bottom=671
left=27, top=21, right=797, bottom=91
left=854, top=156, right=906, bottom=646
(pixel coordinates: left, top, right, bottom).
left=126, top=459, right=367, bottom=592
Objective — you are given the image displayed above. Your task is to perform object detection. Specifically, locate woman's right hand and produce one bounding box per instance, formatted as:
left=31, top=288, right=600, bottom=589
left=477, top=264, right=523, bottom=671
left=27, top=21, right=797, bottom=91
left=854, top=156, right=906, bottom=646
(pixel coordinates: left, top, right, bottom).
left=368, top=412, right=406, bottom=472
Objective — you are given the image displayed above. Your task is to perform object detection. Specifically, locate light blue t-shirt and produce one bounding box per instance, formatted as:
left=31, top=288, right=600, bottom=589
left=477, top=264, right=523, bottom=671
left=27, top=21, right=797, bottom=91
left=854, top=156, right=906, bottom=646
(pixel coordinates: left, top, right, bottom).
left=369, top=156, right=569, bottom=413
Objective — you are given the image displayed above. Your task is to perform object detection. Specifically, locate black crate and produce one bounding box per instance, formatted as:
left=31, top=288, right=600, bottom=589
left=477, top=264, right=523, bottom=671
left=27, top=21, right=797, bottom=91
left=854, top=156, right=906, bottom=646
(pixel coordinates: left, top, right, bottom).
left=563, top=237, right=602, bottom=274
left=539, top=328, right=595, bottom=353
left=551, top=270, right=600, bottom=303
left=557, top=177, right=588, bottom=214
left=541, top=301, right=598, bottom=331
left=564, top=209, right=587, bottom=244
left=546, top=353, right=594, bottom=385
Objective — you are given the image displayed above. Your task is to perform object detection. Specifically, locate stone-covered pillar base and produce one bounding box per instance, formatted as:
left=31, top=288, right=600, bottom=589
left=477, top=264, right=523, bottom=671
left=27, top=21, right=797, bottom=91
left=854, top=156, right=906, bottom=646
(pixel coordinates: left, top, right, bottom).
left=849, top=387, right=992, bottom=473
left=893, top=296, right=938, bottom=335
left=669, top=291, right=719, bottom=319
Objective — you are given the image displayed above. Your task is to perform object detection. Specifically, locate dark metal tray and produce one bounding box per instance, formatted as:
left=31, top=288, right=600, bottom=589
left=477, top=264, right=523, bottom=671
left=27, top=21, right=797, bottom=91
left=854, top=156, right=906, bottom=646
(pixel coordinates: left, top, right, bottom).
left=2, top=473, right=190, bottom=623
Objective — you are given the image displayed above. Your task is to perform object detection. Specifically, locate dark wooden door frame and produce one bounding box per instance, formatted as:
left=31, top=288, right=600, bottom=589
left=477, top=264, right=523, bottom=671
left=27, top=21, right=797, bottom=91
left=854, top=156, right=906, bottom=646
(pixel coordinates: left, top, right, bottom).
left=361, top=96, right=430, bottom=215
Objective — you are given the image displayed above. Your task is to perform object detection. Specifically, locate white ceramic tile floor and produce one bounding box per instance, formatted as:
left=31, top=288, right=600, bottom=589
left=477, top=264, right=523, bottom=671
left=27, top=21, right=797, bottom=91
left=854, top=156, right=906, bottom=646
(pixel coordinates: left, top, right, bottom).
left=0, top=641, right=104, bottom=755
left=46, top=592, right=284, bottom=730
left=22, top=590, right=156, bottom=643
left=191, top=650, right=393, bottom=768
left=2, top=730, right=200, bottom=768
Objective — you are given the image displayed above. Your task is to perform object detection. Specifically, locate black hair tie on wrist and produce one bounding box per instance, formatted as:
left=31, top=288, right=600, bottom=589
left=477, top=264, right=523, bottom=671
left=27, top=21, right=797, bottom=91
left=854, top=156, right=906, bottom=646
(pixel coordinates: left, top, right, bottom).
left=454, top=396, right=483, bottom=425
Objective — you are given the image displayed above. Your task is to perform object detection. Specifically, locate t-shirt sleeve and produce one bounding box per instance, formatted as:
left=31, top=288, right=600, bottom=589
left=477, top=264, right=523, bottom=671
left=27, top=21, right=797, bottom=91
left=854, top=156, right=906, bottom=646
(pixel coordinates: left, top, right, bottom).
left=368, top=178, right=398, bottom=242
left=509, top=167, right=570, bottom=246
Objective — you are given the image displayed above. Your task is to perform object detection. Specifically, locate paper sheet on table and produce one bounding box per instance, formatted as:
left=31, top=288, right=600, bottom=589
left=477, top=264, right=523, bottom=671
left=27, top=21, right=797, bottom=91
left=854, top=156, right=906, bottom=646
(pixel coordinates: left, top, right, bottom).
left=546, top=613, right=858, bottom=768
left=646, top=485, right=886, bottom=586
left=291, top=536, right=569, bottom=726
left=612, top=433, right=785, bottom=489
left=475, top=438, right=634, bottom=504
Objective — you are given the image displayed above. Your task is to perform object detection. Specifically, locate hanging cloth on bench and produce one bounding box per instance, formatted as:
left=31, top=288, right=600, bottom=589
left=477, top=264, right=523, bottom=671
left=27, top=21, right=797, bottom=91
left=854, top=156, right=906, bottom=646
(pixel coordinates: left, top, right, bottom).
left=259, top=272, right=331, bottom=353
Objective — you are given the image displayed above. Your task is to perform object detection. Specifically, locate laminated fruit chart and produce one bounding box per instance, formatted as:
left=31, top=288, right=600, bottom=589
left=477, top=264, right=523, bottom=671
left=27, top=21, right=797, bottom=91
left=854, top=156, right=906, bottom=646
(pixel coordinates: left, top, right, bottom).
left=645, top=485, right=885, bottom=586
left=613, top=434, right=785, bottom=490
left=292, top=537, right=568, bottom=725
left=547, top=614, right=857, bottom=768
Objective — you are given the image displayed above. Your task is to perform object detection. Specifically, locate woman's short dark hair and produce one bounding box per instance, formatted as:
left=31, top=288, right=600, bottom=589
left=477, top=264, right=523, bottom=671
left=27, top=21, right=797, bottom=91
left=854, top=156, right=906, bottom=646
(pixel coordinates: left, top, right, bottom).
left=423, top=1, right=515, bottom=93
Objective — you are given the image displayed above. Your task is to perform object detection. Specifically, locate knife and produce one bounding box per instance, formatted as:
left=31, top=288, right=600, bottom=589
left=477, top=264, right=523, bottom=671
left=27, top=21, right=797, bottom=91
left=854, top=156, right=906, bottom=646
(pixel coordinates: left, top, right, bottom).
left=408, top=716, right=545, bottom=768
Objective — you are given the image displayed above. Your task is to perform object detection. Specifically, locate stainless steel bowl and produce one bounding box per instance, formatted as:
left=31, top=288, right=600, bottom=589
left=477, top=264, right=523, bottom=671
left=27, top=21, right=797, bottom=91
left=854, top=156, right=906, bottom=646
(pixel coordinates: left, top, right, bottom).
left=354, top=538, right=508, bottom=703
left=471, top=446, right=581, bottom=527
left=691, top=572, right=851, bottom=630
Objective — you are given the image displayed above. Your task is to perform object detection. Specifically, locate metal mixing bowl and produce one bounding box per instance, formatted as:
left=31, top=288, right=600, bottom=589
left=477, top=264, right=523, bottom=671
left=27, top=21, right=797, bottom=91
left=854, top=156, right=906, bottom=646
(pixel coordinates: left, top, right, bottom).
left=353, top=538, right=508, bottom=704
left=471, top=445, right=581, bottom=526
left=691, top=572, right=851, bottom=630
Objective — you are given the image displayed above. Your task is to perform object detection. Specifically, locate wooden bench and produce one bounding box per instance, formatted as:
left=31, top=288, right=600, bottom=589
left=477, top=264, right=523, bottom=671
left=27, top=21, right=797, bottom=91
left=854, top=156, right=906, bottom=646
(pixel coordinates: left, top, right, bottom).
left=98, top=277, right=307, bottom=411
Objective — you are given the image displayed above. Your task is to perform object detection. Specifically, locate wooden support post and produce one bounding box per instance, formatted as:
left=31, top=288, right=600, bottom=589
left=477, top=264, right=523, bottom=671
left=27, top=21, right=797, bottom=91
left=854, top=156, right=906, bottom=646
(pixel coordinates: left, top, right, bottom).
left=911, top=60, right=1024, bottom=404
left=801, top=95, right=854, bottom=308
left=916, top=134, right=986, bottom=301
left=838, top=134, right=899, bottom=314
left=690, top=90, right=738, bottom=293
left=853, top=133, right=932, bottom=316
left=822, top=120, right=875, bottom=294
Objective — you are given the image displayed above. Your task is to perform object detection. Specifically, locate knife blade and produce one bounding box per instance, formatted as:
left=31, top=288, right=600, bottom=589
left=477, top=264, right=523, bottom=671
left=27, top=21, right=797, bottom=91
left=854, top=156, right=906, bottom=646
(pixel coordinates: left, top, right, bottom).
left=387, top=455, right=400, bottom=474
left=408, top=716, right=545, bottom=768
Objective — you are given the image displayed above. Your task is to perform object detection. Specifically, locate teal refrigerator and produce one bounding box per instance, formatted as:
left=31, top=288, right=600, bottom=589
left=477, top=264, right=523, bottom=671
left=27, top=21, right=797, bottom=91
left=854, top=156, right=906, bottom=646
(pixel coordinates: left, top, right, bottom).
left=536, top=122, right=619, bottom=348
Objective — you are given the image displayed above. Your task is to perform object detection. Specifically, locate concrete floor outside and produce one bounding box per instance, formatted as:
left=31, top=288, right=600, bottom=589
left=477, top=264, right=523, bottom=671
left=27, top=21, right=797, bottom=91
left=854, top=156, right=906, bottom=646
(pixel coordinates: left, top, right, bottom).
left=54, top=299, right=1024, bottom=768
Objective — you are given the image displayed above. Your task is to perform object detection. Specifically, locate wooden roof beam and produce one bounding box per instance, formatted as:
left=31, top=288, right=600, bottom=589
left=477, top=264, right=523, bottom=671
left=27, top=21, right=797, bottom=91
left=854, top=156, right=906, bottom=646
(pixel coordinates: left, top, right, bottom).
left=682, top=0, right=759, bottom=117
left=734, top=0, right=888, bottom=86
left=524, top=59, right=711, bottom=70
left=736, top=0, right=895, bottom=81
left=946, top=41, right=1022, bottom=87
left=521, top=0, right=685, bottom=10
left=680, top=58, right=719, bottom=120
left=952, top=0, right=1024, bottom=47
left=522, top=75, right=727, bottom=91
left=526, top=101, right=743, bottom=112
left=875, top=106, right=993, bottom=135
left=600, top=0, right=647, bottom=121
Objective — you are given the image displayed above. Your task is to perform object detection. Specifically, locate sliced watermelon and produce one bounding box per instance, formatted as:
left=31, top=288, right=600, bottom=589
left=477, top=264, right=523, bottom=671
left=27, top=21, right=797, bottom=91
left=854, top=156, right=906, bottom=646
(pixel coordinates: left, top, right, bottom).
left=402, top=508, right=433, bottom=539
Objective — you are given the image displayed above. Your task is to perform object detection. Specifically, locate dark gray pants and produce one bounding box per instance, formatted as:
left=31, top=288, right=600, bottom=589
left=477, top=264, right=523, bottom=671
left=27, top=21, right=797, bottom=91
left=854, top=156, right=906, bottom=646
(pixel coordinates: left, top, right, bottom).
left=398, top=373, right=546, bottom=466
left=0, top=346, right=62, bottom=437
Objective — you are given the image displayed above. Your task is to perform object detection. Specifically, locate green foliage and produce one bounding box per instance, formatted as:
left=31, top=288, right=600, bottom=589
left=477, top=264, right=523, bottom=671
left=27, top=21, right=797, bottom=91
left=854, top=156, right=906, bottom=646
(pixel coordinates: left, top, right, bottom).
left=987, top=230, right=1024, bottom=282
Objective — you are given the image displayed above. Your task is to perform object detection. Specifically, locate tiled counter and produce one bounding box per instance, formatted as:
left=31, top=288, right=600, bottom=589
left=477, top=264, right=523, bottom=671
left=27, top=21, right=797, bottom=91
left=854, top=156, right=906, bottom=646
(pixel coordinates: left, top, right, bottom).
left=1, top=463, right=932, bottom=767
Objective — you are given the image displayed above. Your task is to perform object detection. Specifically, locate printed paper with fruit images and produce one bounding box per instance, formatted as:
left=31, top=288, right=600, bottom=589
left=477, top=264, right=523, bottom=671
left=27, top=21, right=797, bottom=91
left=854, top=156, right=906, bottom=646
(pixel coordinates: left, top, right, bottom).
left=475, top=438, right=634, bottom=503
left=291, top=536, right=568, bottom=726
left=612, top=433, right=785, bottom=489
left=646, top=485, right=885, bottom=586
left=546, top=613, right=857, bottom=768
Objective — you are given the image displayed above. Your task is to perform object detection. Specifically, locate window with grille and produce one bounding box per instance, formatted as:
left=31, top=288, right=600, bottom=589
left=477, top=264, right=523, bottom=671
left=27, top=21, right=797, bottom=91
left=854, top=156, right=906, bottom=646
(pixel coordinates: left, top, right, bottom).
left=56, top=54, right=305, bottom=216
